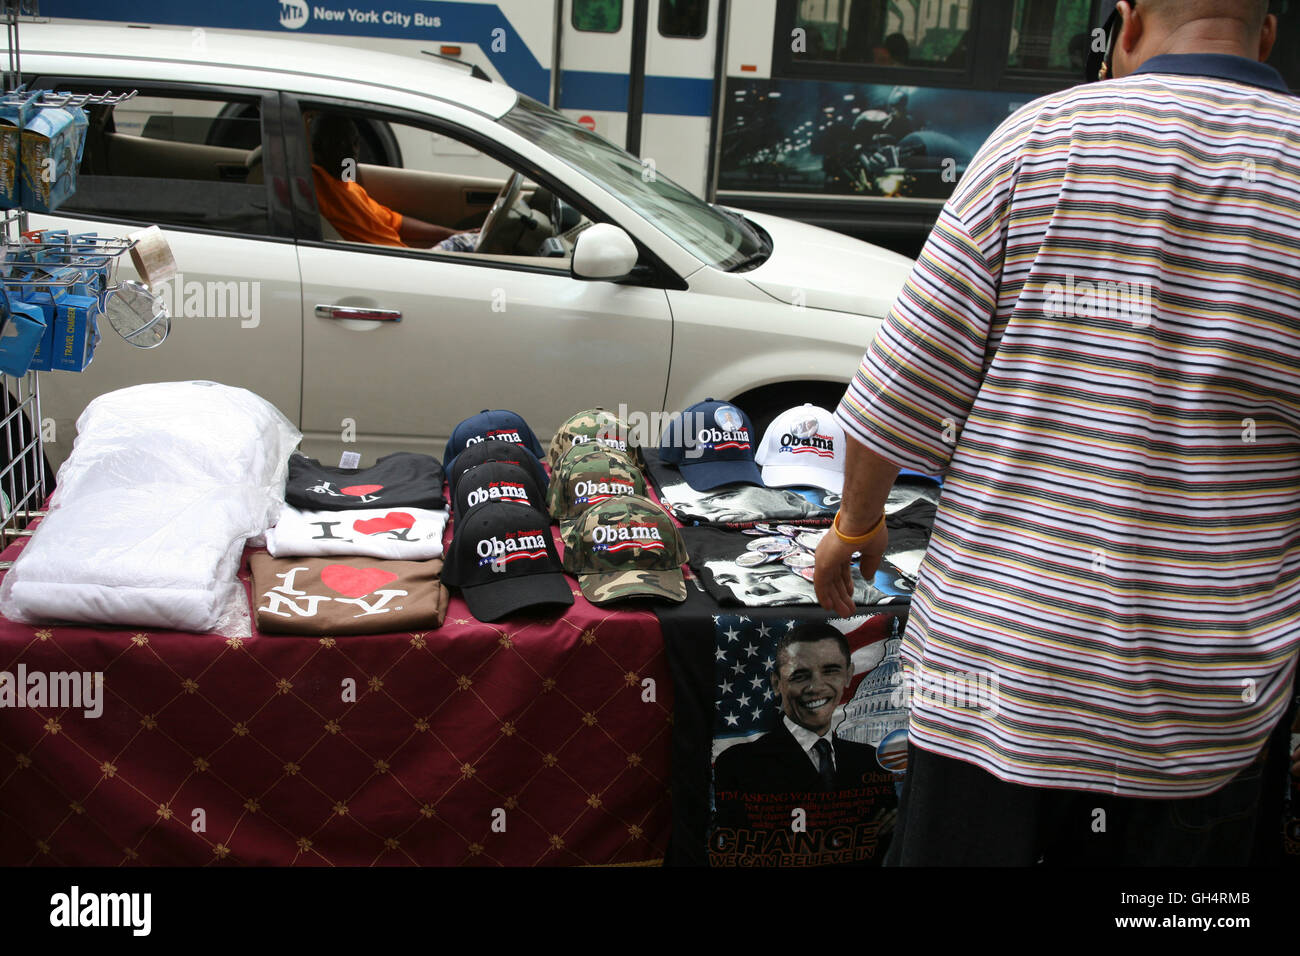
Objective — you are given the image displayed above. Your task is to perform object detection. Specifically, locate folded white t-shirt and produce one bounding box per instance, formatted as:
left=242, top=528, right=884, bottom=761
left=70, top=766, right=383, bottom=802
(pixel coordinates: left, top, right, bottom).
left=265, top=506, right=448, bottom=560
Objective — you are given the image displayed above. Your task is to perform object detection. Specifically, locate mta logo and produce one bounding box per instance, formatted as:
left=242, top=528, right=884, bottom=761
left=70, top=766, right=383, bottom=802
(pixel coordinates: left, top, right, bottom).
left=279, top=0, right=309, bottom=29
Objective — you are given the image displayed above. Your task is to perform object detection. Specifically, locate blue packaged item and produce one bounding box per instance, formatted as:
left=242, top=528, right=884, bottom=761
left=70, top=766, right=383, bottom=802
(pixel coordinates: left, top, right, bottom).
left=20, top=101, right=89, bottom=213
left=0, top=90, right=39, bottom=210
left=52, top=292, right=102, bottom=372
left=31, top=228, right=69, bottom=246
left=27, top=312, right=57, bottom=372
left=23, top=267, right=80, bottom=371
left=30, top=243, right=67, bottom=266
left=25, top=278, right=66, bottom=372
left=0, top=290, right=48, bottom=377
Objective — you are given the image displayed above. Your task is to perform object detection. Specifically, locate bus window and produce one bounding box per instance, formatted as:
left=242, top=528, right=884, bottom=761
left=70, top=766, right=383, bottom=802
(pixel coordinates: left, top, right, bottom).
left=795, top=0, right=974, bottom=68
left=660, top=0, right=709, bottom=38
left=573, top=0, right=623, bottom=32
left=1006, top=0, right=1093, bottom=74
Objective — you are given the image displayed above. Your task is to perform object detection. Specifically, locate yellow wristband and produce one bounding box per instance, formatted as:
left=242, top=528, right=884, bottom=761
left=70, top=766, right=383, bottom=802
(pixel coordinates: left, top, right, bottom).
left=832, top=510, right=885, bottom=545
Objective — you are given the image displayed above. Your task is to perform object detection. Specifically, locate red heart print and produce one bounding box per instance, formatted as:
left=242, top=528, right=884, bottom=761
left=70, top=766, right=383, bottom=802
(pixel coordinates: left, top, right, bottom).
left=341, top=484, right=384, bottom=497
left=320, top=564, right=399, bottom=598
left=353, top=512, right=416, bottom=536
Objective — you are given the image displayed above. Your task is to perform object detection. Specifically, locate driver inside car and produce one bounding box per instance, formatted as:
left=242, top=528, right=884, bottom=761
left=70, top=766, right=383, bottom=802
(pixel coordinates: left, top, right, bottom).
left=309, top=112, right=479, bottom=251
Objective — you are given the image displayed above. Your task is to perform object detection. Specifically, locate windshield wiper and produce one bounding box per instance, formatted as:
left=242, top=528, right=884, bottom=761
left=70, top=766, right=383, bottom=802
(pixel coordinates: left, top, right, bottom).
left=715, top=204, right=758, bottom=241
left=710, top=205, right=772, bottom=271
left=726, top=251, right=770, bottom=273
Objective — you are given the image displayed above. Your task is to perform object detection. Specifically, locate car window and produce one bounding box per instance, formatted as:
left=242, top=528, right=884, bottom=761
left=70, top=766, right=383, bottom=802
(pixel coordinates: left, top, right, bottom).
left=387, top=123, right=513, bottom=180
left=1005, top=0, right=1093, bottom=75
left=302, top=107, right=586, bottom=266
left=63, top=91, right=272, bottom=236
left=795, top=0, right=974, bottom=68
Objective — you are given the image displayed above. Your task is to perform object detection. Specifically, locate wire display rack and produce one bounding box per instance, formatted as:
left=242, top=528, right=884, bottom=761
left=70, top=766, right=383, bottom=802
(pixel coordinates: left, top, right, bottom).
left=0, top=4, right=139, bottom=566
left=0, top=337, right=44, bottom=565
left=0, top=0, right=42, bottom=566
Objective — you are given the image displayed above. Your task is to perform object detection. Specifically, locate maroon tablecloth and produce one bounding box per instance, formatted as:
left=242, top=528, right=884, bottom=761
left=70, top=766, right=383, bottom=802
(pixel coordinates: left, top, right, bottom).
left=0, top=530, right=673, bottom=866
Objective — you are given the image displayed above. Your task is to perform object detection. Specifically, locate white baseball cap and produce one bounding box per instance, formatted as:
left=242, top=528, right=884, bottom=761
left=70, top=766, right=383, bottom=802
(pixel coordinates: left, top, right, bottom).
left=755, top=404, right=846, bottom=494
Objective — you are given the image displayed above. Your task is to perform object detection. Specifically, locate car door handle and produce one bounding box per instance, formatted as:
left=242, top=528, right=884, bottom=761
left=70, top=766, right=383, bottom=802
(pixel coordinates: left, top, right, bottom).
left=314, top=304, right=403, bottom=322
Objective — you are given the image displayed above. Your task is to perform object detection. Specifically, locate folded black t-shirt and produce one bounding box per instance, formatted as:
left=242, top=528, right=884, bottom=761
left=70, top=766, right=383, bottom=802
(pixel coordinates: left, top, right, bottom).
left=285, top=452, right=447, bottom=511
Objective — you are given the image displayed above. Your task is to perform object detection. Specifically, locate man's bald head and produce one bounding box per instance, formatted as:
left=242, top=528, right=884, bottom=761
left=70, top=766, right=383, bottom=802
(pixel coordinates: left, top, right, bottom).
left=1110, top=0, right=1277, bottom=78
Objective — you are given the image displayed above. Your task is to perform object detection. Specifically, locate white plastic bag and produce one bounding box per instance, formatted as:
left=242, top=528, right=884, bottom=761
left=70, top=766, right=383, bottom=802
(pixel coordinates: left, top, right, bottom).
left=0, top=381, right=301, bottom=632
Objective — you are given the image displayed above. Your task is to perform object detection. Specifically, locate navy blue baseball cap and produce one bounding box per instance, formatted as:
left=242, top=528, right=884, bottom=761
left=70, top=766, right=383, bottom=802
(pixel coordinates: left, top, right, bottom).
left=658, top=398, right=764, bottom=492
left=443, top=410, right=546, bottom=475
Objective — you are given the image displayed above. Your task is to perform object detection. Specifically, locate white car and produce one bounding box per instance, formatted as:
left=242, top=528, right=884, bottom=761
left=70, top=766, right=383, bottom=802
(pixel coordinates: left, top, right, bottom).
left=16, top=22, right=913, bottom=471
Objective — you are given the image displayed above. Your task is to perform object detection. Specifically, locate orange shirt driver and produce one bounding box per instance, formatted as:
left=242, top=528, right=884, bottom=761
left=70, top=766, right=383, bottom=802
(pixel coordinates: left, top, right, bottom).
left=311, top=164, right=407, bottom=246
left=309, top=113, right=473, bottom=249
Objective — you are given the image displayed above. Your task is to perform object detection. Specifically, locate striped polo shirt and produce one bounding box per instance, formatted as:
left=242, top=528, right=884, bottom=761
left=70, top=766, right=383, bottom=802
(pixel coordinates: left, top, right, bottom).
left=837, top=54, right=1300, bottom=797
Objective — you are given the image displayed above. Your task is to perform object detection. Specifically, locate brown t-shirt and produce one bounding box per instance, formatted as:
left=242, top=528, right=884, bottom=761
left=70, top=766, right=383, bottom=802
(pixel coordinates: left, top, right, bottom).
left=250, top=553, right=449, bottom=635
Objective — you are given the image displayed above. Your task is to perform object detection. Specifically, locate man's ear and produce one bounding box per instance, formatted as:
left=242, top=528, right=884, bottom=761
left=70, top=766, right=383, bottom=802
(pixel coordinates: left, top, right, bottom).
left=1118, top=0, right=1144, bottom=55
left=1259, top=14, right=1278, bottom=63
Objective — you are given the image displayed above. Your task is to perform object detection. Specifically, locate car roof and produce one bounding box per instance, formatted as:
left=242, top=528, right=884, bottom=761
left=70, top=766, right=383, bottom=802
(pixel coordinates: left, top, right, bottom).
left=8, top=21, right=520, bottom=118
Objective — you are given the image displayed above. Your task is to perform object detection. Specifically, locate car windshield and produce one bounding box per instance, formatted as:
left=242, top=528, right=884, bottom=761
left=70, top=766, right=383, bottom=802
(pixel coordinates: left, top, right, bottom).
left=500, top=95, right=766, bottom=270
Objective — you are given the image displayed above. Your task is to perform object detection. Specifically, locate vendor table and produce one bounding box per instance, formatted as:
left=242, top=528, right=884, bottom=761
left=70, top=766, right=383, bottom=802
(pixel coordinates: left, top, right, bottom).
left=0, top=533, right=673, bottom=867
left=11, top=498, right=1288, bottom=867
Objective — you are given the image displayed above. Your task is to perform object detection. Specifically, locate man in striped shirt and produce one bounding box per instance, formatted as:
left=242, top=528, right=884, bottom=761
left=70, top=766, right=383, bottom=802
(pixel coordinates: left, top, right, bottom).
left=814, top=0, right=1299, bottom=865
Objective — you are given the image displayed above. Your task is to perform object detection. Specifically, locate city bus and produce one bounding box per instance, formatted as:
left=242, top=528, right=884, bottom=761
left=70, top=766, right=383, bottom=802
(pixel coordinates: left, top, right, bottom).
left=37, top=0, right=1300, bottom=256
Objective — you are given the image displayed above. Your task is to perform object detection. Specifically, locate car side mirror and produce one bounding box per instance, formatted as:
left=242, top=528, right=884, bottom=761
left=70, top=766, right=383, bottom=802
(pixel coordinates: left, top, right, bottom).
left=571, top=224, right=639, bottom=280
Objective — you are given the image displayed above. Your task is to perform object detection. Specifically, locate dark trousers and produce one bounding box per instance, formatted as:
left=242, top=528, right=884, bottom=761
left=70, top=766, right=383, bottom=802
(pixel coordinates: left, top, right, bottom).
left=883, top=738, right=1275, bottom=867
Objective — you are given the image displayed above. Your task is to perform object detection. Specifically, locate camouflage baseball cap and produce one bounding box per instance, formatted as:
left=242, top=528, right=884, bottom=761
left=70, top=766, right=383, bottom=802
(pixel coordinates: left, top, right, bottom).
left=549, top=442, right=647, bottom=532
left=562, top=494, right=688, bottom=605
left=548, top=407, right=645, bottom=473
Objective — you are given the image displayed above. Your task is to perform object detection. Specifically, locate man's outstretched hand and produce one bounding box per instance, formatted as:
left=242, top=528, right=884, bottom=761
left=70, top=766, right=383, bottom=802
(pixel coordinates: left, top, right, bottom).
left=814, top=518, right=888, bottom=618
left=813, top=436, right=900, bottom=618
